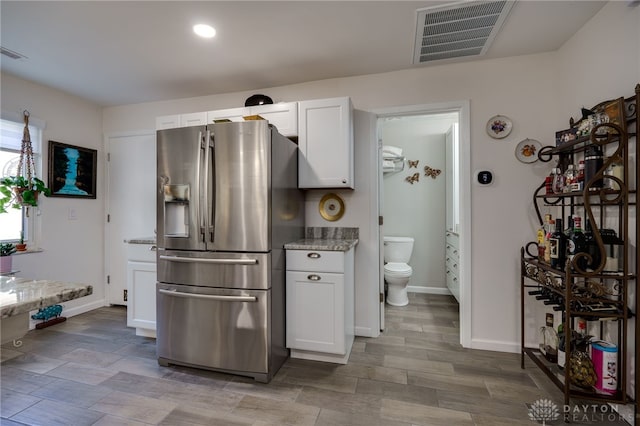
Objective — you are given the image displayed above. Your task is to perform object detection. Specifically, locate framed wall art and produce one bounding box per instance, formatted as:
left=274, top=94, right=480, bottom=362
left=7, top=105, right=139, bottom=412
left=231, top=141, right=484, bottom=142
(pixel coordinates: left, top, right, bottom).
left=48, top=140, right=97, bottom=199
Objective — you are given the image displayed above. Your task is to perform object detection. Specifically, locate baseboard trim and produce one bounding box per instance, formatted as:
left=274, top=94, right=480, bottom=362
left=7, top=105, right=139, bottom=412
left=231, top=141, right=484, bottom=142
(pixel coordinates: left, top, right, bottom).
left=469, top=338, right=520, bottom=354
left=28, top=299, right=107, bottom=330
left=407, top=285, right=451, bottom=295
left=355, top=325, right=379, bottom=338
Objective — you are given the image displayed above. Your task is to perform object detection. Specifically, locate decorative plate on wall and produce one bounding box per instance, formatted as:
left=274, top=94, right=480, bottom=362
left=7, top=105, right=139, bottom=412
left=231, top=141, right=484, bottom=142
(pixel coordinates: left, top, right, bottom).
left=515, top=138, right=542, bottom=163
left=319, top=193, right=345, bottom=222
left=486, top=115, right=513, bottom=139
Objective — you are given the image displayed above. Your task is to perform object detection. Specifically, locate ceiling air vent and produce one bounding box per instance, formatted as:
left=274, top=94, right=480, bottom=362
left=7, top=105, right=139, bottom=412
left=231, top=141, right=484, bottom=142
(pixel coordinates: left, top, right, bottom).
left=413, top=0, right=514, bottom=64
left=0, top=46, right=28, bottom=60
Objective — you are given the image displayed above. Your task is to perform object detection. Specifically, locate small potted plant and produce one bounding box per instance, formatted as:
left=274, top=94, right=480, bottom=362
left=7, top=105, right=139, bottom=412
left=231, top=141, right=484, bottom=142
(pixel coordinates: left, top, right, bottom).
left=0, top=242, right=17, bottom=274
left=16, top=231, right=27, bottom=252
left=0, top=175, right=51, bottom=213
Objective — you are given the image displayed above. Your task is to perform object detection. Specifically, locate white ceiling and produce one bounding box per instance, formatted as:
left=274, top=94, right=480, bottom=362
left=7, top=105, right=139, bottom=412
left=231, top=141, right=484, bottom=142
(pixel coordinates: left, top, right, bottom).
left=0, top=1, right=607, bottom=107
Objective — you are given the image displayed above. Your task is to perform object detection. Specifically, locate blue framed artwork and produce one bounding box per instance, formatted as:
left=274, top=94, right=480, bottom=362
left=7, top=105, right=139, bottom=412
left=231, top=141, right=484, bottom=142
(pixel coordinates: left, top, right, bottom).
left=48, top=140, right=97, bottom=199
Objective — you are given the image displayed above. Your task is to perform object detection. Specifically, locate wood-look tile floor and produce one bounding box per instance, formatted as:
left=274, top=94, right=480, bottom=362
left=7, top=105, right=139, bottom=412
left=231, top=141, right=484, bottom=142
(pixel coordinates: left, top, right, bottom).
left=1, top=293, right=634, bottom=425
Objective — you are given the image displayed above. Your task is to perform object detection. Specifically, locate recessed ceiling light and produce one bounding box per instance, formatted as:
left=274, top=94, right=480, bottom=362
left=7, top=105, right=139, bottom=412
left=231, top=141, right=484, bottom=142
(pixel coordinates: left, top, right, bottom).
left=193, top=24, right=216, bottom=38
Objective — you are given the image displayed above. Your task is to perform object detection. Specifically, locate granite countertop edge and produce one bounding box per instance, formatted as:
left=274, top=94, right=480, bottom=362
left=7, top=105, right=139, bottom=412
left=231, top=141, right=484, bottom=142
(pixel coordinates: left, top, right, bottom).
left=124, top=237, right=156, bottom=245
left=1, top=278, right=94, bottom=318
left=284, top=238, right=358, bottom=252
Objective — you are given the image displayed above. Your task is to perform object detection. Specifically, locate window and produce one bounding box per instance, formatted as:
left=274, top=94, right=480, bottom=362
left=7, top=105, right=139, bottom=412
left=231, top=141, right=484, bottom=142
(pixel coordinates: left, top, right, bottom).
left=0, top=116, right=43, bottom=243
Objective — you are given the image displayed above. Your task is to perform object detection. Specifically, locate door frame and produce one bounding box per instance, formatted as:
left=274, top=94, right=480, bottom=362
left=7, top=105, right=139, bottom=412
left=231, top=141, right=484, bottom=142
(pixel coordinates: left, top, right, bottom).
left=371, top=100, right=471, bottom=348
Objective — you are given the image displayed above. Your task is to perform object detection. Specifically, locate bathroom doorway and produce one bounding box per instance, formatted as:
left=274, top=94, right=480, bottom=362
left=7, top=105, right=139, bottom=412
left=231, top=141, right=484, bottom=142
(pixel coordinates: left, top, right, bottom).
left=374, top=101, right=470, bottom=347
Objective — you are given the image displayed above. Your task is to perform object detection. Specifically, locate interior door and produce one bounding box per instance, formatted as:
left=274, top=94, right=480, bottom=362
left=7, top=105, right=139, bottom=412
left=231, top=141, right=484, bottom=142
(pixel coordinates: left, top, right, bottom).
left=105, top=132, right=156, bottom=305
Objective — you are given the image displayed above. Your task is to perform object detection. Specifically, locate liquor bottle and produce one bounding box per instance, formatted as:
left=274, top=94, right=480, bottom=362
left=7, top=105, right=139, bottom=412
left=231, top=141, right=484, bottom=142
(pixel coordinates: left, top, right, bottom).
left=539, top=313, right=558, bottom=363
left=583, top=220, right=601, bottom=271
left=552, top=168, right=565, bottom=194
left=563, top=164, right=577, bottom=192
left=549, top=218, right=567, bottom=270
left=577, top=160, right=585, bottom=191
left=568, top=216, right=587, bottom=270
left=544, top=219, right=555, bottom=264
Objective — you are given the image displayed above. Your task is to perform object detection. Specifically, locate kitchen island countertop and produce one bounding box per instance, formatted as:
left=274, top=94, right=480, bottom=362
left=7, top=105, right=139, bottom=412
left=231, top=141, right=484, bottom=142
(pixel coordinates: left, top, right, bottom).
left=0, top=277, right=93, bottom=319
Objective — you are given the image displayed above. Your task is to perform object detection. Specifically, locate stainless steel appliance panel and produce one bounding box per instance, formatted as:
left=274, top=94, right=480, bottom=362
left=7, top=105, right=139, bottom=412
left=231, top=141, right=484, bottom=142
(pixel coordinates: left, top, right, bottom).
left=157, top=250, right=271, bottom=290
left=157, top=126, right=208, bottom=252
left=210, top=121, right=270, bottom=252
left=156, top=283, right=270, bottom=378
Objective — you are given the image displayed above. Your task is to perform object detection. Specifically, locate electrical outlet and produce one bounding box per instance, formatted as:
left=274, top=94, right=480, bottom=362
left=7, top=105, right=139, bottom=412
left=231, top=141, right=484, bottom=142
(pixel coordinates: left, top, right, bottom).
left=68, top=208, right=77, bottom=220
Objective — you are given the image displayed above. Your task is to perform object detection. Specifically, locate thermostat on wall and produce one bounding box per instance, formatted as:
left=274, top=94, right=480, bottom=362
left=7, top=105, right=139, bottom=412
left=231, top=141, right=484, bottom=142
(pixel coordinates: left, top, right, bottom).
left=476, top=170, right=494, bottom=186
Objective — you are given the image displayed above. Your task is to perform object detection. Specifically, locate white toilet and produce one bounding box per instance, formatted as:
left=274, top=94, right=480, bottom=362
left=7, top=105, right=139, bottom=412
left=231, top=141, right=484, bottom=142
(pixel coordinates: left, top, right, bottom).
left=383, top=236, right=414, bottom=307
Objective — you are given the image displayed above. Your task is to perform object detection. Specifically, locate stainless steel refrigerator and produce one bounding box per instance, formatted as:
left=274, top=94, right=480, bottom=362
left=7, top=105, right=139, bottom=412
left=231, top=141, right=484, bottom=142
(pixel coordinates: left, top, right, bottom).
left=155, top=120, right=303, bottom=383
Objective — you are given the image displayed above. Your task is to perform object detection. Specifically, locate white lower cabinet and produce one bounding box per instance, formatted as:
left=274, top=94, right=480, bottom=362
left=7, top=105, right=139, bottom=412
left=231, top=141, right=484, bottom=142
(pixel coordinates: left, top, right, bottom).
left=126, top=243, right=157, bottom=337
left=286, top=247, right=354, bottom=363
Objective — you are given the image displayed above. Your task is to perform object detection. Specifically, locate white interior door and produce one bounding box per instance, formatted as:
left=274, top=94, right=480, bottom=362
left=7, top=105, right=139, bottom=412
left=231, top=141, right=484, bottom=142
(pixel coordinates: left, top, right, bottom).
left=105, top=131, right=156, bottom=305
left=378, top=136, right=385, bottom=331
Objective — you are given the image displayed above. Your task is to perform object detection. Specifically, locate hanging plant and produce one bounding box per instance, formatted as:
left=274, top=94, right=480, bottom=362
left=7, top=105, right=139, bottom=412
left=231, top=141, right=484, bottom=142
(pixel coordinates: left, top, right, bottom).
left=0, top=110, right=51, bottom=213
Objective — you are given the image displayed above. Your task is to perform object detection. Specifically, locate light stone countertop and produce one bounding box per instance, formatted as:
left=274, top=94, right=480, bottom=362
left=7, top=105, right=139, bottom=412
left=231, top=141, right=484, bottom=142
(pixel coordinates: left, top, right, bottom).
left=124, top=237, right=156, bottom=244
left=0, top=277, right=93, bottom=319
left=284, top=238, right=358, bottom=252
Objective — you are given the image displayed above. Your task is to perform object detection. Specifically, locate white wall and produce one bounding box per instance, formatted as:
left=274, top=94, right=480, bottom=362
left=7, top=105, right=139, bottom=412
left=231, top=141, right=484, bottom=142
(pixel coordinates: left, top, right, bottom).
left=1, top=73, right=106, bottom=317
left=381, top=115, right=455, bottom=293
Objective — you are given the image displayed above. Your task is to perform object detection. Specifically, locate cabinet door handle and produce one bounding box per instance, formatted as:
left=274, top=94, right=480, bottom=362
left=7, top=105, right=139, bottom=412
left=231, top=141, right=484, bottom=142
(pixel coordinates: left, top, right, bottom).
left=307, top=274, right=321, bottom=281
left=307, top=252, right=321, bottom=259
left=149, top=245, right=157, bottom=251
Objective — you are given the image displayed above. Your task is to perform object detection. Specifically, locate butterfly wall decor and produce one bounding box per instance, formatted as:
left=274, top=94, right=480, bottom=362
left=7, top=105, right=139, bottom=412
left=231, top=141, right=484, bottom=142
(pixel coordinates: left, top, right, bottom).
left=408, top=160, right=419, bottom=168
left=424, top=166, right=441, bottom=179
left=405, top=173, right=420, bottom=184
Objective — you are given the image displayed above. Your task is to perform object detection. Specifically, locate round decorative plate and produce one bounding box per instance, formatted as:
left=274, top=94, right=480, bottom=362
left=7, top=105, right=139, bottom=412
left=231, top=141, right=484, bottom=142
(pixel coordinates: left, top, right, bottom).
left=319, top=193, right=345, bottom=222
left=486, top=115, right=513, bottom=139
left=515, top=138, right=542, bottom=163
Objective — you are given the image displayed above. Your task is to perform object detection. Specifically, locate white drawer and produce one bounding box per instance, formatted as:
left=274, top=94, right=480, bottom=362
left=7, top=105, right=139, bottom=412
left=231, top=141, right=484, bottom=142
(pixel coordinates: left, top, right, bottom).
left=286, top=250, right=345, bottom=273
left=126, top=244, right=157, bottom=263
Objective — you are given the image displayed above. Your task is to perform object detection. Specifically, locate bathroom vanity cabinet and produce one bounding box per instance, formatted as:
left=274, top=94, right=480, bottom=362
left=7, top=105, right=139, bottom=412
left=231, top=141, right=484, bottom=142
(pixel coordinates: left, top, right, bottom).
left=285, top=246, right=355, bottom=364
left=445, top=231, right=460, bottom=303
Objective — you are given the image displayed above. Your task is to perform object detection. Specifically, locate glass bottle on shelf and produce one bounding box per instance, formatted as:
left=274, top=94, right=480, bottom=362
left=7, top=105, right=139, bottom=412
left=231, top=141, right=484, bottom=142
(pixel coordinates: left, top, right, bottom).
left=539, top=313, right=558, bottom=363
left=568, top=216, right=588, bottom=271
left=552, top=167, right=565, bottom=194
left=549, top=218, right=567, bottom=270
left=544, top=218, right=554, bottom=264
left=563, top=164, right=577, bottom=192
left=577, top=160, right=585, bottom=191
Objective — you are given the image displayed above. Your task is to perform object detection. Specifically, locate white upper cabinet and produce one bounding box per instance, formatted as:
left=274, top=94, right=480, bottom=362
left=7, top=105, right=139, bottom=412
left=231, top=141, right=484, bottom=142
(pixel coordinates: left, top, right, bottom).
left=251, top=103, right=298, bottom=137
left=298, top=97, right=354, bottom=189
left=206, top=102, right=298, bottom=137
left=180, top=112, right=207, bottom=127
left=156, top=114, right=181, bottom=130
left=206, top=107, right=246, bottom=123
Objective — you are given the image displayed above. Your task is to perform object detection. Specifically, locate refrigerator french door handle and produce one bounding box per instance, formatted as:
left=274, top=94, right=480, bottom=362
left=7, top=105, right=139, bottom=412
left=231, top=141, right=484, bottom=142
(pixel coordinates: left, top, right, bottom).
left=196, top=130, right=206, bottom=242
left=159, top=255, right=259, bottom=265
left=206, top=130, right=214, bottom=242
left=159, top=289, right=257, bottom=302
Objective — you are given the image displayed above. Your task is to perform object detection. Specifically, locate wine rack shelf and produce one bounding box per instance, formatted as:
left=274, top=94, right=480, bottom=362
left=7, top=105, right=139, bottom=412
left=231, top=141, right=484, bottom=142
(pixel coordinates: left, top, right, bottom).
left=520, top=84, right=638, bottom=419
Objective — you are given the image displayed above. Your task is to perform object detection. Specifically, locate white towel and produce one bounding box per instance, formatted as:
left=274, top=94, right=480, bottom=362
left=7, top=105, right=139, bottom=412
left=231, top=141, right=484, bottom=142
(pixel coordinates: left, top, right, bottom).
left=383, top=145, right=403, bottom=157
left=383, top=160, right=395, bottom=169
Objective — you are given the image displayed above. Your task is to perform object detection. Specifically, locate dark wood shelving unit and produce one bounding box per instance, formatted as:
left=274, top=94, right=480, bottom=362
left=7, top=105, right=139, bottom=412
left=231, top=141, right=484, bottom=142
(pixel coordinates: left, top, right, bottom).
left=520, top=84, right=638, bottom=422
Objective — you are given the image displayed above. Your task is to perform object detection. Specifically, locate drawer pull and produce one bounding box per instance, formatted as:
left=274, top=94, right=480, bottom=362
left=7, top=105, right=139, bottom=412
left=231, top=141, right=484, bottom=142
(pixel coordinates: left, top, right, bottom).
left=307, top=274, right=321, bottom=281
left=307, top=252, right=321, bottom=259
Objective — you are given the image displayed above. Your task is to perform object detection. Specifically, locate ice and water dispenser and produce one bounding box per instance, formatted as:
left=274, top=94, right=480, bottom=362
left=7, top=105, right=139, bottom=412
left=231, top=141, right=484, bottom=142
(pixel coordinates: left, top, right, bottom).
left=163, top=184, right=190, bottom=237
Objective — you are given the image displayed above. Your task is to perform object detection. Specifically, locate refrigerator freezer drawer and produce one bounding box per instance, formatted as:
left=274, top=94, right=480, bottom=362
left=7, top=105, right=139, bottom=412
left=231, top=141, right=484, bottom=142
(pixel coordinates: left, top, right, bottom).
left=156, top=283, right=270, bottom=376
left=157, top=250, right=271, bottom=290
